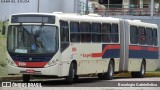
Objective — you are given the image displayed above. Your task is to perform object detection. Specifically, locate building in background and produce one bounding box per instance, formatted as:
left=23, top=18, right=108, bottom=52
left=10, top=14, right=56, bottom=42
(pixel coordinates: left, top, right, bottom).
left=1, top=0, right=159, bottom=20
left=90, top=0, right=159, bottom=16
left=0, top=0, right=159, bottom=20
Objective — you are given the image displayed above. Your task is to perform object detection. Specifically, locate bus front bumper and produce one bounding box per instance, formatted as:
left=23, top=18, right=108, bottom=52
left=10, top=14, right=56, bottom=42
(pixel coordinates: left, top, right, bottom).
left=7, top=64, right=60, bottom=76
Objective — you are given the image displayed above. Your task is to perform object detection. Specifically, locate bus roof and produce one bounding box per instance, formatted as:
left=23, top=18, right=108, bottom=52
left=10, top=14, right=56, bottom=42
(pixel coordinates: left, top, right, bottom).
left=53, top=13, right=120, bottom=23
left=10, top=12, right=158, bottom=28
left=10, top=12, right=120, bottom=24
left=126, top=20, right=158, bottom=28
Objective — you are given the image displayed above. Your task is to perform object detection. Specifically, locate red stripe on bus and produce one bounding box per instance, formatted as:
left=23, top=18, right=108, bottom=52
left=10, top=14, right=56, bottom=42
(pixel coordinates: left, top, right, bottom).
left=129, top=46, right=158, bottom=51
left=92, top=45, right=120, bottom=58
left=92, top=45, right=158, bottom=58
left=15, top=61, right=48, bottom=68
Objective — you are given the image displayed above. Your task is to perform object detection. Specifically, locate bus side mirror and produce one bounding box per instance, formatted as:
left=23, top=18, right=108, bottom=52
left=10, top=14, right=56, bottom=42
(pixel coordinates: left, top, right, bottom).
left=2, top=25, right=6, bottom=35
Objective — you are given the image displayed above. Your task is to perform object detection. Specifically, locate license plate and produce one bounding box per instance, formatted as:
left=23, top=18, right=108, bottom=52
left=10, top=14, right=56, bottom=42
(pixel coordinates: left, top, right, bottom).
left=26, top=70, right=35, bottom=73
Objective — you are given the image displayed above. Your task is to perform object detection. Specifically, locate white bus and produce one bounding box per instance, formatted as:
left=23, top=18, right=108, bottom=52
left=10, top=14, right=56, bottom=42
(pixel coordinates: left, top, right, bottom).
left=2, top=12, right=159, bottom=83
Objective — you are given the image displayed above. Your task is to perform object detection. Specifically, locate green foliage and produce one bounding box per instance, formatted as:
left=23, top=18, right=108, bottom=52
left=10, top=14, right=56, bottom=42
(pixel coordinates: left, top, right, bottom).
left=0, top=21, right=7, bottom=76
left=0, top=21, right=7, bottom=65
left=155, top=69, right=160, bottom=72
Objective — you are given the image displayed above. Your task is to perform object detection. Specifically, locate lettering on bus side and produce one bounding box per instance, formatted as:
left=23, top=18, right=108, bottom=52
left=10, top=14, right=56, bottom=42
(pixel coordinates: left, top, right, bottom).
left=80, top=53, right=92, bottom=58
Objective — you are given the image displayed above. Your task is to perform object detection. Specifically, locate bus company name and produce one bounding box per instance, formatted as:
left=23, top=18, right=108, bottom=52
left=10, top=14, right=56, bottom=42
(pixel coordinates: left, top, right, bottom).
left=80, top=53, right=92, bottom=58
left=1, top=0, right=29, bottom=3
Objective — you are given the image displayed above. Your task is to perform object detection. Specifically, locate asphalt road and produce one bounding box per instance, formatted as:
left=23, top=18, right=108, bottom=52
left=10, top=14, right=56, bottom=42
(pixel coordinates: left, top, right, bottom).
left=9, top=76, right=160, bottom=87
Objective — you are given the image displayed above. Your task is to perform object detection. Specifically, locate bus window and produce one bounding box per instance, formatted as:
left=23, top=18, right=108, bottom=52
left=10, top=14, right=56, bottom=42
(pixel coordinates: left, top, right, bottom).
left=111, top=24, right=119, bottom=43
left=130, top=26, right=138, bottom=44
left=70, top=22, right=79, bottom=32
left=81, top=34, right=91, bottom=42
left=138, top=27, right=146, bottom=45
left=92, top=23, right=101, bottom=42
left=60, top=21, right=69, bottom=52
left=102, top=23, right=111, bottom=43
left=153, top=29, right=158, bottom=46
left=80, top=22, right=91, bottom=42
left=146, top=28, right=153, bottom=45
left=70, top=22, right=80, bottom=42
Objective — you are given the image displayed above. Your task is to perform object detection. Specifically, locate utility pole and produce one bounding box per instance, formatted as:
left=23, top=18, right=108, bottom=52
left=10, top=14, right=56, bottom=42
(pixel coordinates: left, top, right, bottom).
left=108, top=0, right=110, bottom=16
left=150, top=0, right=154, bottom=17
left=85, top=0, right=89, bottom=14
left=37, top=0, right=40, bottom=13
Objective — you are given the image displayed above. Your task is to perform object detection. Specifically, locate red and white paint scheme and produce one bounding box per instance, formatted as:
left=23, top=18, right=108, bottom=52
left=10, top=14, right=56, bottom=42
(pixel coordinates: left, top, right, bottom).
left=4, top=12, right=159, bottom=83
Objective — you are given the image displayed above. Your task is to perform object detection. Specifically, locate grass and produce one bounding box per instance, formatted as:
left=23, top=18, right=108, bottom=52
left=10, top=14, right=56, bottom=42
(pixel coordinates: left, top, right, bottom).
left=0, top=21, right=7, bottom=76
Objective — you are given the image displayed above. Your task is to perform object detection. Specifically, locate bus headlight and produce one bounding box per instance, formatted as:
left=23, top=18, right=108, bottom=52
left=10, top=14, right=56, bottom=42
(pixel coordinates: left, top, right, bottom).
left=6, top=59, right=17, bottom=67
left=45, top=59, right=58, bottom=67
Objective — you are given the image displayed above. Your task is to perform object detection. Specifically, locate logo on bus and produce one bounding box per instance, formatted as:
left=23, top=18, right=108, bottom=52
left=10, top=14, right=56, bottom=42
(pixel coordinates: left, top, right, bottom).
left=80, top=53, right=92, bottom=58
left=18, top=62, right=26, bottom=66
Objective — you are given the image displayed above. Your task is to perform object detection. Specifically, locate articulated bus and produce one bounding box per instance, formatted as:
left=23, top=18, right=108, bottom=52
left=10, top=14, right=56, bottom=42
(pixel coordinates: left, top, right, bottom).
left=2, top=12, right=158, bottom=83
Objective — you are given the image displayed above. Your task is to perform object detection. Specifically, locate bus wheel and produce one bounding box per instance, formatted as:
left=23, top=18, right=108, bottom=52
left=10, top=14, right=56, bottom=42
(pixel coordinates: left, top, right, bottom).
left=131, top=61, right=146, bottom=78
left=103, top=60, right=114, bottom=80
left=23, top=74, right=30, bottom=82
left=66, top=63, right=76, bottom=84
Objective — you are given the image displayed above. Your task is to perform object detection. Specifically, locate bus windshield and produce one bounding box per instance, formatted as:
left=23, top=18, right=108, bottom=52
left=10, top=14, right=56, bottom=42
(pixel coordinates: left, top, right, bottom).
left=7, top=25, right=59, bottom=54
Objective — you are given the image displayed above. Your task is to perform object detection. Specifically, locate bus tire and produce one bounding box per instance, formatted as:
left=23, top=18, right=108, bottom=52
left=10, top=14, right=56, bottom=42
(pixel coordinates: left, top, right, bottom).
left=131, top=61, right=146, bottom=78
left=66, top=63, right=76, bottom=84
left=103, top=60, right=114, bottom=80
left=23, top=74, right=30, bottom=83
left=74, top=75, right=79, bottom=82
